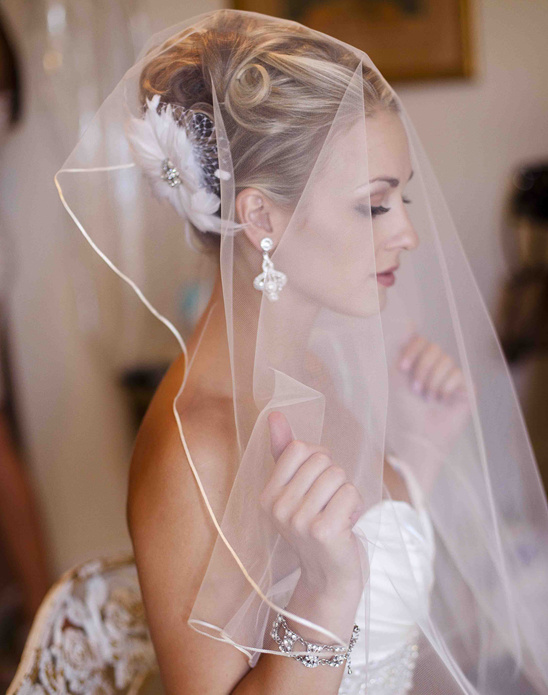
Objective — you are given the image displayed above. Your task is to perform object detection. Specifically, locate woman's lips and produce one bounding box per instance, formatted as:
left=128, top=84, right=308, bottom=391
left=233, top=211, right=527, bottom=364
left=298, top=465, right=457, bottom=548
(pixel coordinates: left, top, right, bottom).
left=376, top=271, right=396, bottom=287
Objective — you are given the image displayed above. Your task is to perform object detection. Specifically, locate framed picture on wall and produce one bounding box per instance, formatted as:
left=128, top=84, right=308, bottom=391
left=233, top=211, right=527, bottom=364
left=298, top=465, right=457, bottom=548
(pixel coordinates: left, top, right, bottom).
left=232, top=0, right=474, bottom=82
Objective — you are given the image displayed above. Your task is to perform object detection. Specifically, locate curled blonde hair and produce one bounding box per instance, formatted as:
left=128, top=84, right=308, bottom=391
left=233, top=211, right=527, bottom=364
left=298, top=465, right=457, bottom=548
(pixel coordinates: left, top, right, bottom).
left=139, top=10, right=399, bottom=253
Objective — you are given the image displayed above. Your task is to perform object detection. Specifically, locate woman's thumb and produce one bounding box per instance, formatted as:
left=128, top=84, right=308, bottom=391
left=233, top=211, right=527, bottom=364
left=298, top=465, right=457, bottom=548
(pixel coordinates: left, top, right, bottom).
left=267, top=411, right=294, bottom=462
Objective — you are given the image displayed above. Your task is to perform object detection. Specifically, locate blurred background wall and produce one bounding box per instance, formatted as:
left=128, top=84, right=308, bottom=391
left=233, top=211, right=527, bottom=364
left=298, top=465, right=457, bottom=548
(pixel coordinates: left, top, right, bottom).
left=0, top=0, right=546, bottom=584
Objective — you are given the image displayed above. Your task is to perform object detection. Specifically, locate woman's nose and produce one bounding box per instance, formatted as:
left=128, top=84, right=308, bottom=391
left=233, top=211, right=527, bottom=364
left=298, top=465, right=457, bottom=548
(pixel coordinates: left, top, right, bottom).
left=389, top=208, right=419, bottom=252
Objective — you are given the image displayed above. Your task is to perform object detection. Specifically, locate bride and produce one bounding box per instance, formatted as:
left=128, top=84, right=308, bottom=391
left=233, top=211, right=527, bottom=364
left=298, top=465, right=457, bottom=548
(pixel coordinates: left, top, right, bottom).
left=56, top=8, right=548, bottom=695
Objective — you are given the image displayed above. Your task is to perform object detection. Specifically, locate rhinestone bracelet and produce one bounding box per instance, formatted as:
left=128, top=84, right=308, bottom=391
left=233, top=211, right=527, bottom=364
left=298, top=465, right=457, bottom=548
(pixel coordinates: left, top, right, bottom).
left=270, top=613, right=360, bottom=675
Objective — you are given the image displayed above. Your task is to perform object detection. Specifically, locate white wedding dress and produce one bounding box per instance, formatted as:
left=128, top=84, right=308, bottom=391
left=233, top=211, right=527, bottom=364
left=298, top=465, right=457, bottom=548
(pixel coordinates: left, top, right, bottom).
left=338, top=455, right=436, bottom=695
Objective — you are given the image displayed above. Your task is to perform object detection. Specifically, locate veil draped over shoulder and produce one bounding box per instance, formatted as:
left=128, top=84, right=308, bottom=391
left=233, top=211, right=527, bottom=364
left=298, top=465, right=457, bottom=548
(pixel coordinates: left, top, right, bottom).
left=55, top=10, right=548, bottom=694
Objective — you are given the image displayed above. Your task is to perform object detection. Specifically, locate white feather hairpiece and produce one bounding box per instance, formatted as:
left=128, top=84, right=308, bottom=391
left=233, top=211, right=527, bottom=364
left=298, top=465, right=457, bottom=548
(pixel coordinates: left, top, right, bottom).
left=124, top=94, right=233, bottom=236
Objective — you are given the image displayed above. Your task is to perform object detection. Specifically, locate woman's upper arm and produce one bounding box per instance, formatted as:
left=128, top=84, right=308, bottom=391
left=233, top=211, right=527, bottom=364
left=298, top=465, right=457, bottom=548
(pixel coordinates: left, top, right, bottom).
left=127, top=356, right=249, bottom=694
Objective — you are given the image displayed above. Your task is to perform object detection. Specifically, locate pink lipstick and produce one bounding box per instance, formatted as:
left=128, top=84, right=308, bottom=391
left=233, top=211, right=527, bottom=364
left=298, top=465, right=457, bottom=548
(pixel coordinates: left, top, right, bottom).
left=376, top=264, right=398, bottom=287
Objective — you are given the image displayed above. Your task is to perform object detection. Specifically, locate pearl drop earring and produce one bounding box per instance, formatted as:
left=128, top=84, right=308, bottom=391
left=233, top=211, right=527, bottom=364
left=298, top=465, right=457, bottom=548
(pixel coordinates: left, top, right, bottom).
left=252, top=237, right=287, bottom=301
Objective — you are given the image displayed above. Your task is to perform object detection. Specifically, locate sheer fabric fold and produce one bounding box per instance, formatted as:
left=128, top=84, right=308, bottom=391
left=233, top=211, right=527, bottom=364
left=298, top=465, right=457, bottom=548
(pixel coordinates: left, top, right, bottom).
left=55, top=10, right=548, bottom=693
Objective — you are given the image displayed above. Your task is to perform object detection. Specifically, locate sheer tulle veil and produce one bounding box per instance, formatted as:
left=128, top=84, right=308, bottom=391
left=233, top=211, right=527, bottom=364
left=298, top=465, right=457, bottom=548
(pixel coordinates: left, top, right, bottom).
left=54, top=9, right=548, bottom=693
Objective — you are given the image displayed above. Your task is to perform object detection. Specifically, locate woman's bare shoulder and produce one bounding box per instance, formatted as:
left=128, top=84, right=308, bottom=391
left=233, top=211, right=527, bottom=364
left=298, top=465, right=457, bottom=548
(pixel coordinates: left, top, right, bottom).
left=127, top=351, right=238, bottom=530
left=126, top=352, right=247, bottom=693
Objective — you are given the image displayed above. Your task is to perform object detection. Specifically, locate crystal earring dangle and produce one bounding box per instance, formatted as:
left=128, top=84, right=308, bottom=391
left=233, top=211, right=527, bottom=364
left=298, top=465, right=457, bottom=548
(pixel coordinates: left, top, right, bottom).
left=253, top=237, right=287, bottom=302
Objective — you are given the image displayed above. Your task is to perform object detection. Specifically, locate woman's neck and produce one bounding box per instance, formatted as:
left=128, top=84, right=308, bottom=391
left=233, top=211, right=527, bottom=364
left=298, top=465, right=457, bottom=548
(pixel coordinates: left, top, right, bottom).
left=186, top=256, right=321, bottom=403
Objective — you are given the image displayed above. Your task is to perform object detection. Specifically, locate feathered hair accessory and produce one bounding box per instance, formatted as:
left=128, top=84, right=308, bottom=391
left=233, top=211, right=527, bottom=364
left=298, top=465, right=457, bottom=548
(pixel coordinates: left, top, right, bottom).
left=124, top=94, right=233, bottom=237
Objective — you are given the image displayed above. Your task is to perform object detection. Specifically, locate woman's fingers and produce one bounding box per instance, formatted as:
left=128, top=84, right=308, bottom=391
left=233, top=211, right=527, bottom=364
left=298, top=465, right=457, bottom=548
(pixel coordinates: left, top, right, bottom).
left=293, top=465, right=349, bottom=527
left=280, top=467, right=363, bottom=540
left=275, top=452, right=334, bottom=509
left=263, top=412, right=360, bottom=532
left=409, top=342, right=444, bottom=395
left=424, top=354, right=455, bottom=400
left=263, top=450, right=340, bottom=518
left=261, top=415, right=331, bottom=512
left=398, top=334, right=428, bottom=373
left=268, top=438, right=331, bottom=487
left=438, top=367, right=466, bottom=401
left=314, top=483, right=365, bottom=538
left=399, top=335, right=466, bottom=402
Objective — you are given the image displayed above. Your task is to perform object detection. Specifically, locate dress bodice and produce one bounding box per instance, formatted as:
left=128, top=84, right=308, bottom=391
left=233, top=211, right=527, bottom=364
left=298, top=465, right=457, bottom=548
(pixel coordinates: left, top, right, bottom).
left=338, top=455, right=435, bottom=695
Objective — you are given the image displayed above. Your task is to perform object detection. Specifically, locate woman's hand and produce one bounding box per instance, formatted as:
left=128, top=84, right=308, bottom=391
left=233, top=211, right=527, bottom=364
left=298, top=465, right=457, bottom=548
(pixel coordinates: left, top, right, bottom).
left=398, top=334, right=467, bottom=404
left=389, top=332, right=473, bottom=478
left=259, top=411, right=366, bottom=596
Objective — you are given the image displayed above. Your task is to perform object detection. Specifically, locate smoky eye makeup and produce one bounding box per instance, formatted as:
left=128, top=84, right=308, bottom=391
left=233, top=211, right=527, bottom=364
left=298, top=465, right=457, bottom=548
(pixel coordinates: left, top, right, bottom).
left=354, top=203, right=389, bottom=218
left=354, top=188, right=386, bottom=217
left=371, top=205, right=391, bottom=216
left=355, top=194, right=413, bottom=218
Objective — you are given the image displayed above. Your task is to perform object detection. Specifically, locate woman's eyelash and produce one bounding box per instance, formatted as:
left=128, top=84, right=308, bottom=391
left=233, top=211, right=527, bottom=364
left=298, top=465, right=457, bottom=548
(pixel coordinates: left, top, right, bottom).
left=371, top=205, right=390, bottom=217
left=371, top=198, right=412, bottom=216
left=356, top=197, right=412, bottom=218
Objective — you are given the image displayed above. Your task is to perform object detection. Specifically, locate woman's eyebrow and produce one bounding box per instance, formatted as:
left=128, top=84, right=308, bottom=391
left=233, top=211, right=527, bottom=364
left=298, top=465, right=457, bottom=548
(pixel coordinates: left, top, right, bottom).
left=369, top=170, right=414, bottom=187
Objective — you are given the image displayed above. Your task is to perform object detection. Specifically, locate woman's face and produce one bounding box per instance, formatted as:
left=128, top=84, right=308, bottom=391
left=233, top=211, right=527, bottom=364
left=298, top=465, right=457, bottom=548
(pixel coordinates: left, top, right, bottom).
left=273, top=110, right=419, bottom=317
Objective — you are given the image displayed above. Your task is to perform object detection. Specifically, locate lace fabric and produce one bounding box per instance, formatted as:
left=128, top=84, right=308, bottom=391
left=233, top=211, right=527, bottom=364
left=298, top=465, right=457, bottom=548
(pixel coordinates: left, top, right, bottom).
left=339, top=627, right=420, bottom=695
left=8, top=556, right=157, bottom=695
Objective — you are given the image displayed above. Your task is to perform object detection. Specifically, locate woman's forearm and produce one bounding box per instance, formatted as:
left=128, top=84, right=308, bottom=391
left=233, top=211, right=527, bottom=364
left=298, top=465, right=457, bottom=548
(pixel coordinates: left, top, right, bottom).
left=231, top=576, right=363, bottom=694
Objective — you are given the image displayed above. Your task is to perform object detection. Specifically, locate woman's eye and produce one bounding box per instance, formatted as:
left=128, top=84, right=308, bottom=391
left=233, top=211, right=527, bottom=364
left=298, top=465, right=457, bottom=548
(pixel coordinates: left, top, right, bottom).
left=354, top=204, right=391, bottom=218
left=371, top=205, right=390, bottom=217
left=355, top=200, right=409, bottom=218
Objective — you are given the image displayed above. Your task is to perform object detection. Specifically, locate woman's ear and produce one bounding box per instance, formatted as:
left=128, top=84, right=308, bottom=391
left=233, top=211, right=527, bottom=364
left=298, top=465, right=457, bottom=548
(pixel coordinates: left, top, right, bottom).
left=236, top=188, right=280, bottom=251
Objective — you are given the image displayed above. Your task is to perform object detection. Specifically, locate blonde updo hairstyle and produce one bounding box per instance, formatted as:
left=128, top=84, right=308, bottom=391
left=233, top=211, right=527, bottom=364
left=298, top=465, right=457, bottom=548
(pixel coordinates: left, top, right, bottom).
left=139, top=10, right=399, bottom=255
